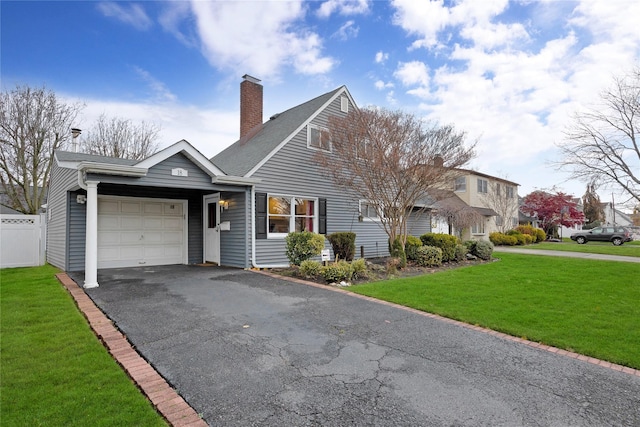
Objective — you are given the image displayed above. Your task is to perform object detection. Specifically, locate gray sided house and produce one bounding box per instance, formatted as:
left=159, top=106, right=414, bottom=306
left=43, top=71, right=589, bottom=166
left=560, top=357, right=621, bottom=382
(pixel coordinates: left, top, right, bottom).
left=47, top=76, right=432, bottom=286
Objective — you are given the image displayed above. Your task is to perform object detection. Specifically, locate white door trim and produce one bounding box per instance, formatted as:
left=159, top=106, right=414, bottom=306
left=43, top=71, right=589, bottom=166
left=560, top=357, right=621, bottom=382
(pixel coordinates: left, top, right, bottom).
left=97, top=195, right=188, bottom=268
left=203, top=193, right=221, bottom=265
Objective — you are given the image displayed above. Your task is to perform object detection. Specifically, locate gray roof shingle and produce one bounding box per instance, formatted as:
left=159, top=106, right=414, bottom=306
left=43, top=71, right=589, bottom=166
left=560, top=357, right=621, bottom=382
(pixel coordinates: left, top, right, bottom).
left=211, top=86, right=344, bottom=176
left=55, top=150, right=139, bottom=166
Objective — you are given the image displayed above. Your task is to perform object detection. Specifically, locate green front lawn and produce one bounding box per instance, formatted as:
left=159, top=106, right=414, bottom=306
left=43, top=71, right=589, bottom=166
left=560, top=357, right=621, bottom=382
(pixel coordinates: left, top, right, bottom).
left=351, top=253, right=640, bottom=369
left=512, top=240, right=640, bottom=257
left=0, top=265, right=167, bottom=426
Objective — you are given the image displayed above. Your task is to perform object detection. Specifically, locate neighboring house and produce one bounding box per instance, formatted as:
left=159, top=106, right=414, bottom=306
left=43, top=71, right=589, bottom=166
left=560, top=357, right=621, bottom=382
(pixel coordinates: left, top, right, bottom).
left=46, top=76, right=431, bottom=287
left=601, top=202, right=633, bottom=227
left=0, top=184, right=48, bottom=214
left=431, top=171, right=519, bottom=241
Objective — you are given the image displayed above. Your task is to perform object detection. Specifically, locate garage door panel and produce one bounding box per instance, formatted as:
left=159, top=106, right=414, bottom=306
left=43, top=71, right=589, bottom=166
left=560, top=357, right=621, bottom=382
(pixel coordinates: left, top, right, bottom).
left=164, top=203, right=183, bottom=215
left=121, top=201, right=142, bottom=214
left=144, top=202, right=163, bottom=214
left=164, top=217, right=182, bottom=229
left=143, top=217, right=164, bottom=229
left=99, top=199, right=120, bottom=213
left=163, top=231, right=183, bottom=244
left=98, top=196, right=186, bottom=269
left=119, top=216, right=141, bottom=229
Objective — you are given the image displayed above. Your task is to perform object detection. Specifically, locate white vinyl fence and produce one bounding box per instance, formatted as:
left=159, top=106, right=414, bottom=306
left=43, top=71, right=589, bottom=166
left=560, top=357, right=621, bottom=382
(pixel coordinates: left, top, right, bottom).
left=0, top=214, right=46, bottom=268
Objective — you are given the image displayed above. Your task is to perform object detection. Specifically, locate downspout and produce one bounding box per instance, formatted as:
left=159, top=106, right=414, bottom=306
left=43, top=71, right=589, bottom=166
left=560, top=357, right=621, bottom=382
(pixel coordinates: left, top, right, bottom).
left=250, top=185, right=289, bottom=269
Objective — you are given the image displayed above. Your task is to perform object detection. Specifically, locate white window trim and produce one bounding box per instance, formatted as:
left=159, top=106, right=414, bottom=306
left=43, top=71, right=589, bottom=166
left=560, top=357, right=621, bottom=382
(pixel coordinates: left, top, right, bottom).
left=477, top=178, right=488, bottom=194
left=359, top=200, right=386, bottom=222
left=307, top=124, right=331, bottom=152
left=267, top=194, right=319, bottom=239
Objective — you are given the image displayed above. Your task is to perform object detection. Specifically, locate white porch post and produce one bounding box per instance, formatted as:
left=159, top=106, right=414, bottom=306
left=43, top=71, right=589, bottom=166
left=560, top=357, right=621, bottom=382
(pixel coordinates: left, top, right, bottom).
left=84, top=180, right=100, bottom=288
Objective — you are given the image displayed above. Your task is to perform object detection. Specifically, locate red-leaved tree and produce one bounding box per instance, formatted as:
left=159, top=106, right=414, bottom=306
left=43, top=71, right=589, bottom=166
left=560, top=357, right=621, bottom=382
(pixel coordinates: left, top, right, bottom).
left=520, top=190, right=585, bottom=238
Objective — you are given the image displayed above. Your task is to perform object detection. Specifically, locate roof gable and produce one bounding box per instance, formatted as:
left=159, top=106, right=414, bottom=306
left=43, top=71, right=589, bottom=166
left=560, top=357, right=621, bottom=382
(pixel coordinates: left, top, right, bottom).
left=211, top=86, right=353, bottom=177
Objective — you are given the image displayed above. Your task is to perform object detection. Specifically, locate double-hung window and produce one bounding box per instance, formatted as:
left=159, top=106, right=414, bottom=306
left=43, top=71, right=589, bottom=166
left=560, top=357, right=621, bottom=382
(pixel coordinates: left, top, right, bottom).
left=454, top=177, right=466, bottom=192
left=477, top=179, right=488, bottom=194
left=268, top=195, right=316, bottom=236
left=471, top=221, right=485, bottom=234
left=359, top=200, right=383, bottom=221
left=308, top=124, right=331, bottom=152
left=506, top=186, right=515, bottom=198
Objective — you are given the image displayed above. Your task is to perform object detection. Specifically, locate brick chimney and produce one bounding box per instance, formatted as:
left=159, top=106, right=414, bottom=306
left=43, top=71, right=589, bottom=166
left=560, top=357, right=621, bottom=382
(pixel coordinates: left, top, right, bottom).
left=240, top=74, right=263, bottom=139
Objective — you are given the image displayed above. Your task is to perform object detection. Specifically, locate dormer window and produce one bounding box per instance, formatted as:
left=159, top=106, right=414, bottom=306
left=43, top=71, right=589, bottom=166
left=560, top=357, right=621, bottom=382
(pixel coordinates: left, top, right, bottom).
left=308, top=124, right=331, bottom=152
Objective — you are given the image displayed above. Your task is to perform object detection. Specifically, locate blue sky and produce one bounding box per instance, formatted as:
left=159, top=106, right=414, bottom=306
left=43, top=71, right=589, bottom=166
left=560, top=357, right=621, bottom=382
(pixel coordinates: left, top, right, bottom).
left=2, top=0, right=639, bottom=207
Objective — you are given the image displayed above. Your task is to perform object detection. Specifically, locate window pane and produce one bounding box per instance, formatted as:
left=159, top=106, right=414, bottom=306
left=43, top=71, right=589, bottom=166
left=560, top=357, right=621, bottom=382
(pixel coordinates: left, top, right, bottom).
left=455, top=177, right=466, bottom=191
left=269, top=216, right=290, bottom=233
left=269, top=196, right=290, bottom=215
left=295, top=199, right=314, bottom=215
left=295, top=217, right=314, bottom=232
left=309, top=126, right=330, bottom=151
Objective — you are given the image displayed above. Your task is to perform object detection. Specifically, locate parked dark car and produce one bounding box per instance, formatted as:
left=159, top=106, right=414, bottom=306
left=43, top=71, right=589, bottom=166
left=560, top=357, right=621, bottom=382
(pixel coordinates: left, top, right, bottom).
left=570, top=226, right=633, bottom=246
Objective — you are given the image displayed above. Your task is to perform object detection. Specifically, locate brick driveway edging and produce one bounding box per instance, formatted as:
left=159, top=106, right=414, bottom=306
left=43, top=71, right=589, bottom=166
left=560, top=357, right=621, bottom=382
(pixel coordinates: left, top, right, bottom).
left=56, top=273, right=208, bottom=427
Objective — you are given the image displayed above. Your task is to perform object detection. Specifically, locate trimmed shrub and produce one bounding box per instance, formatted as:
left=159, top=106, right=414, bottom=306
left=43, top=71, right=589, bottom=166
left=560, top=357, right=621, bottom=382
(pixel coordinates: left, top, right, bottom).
left=515, top=225, right=546, bottom=243
left=473, top=240, right=494, bottom=260
left=454, top=244, right=467, bottom=262
left=404, top=235, right=423, bottom=261
left=415, top=245, right=443, bottom=267
left=464, top=240, right=477, bottom=254
left=420, top=233, right=459, bottom=262
left=388, top=237, right=407, bottom=268
left=299, top=260, right=322, bottom=278
left=321, top=260, right=353, bottom=283
left=327, top=232, right=356, bottom=261
left=285, top=231, right=325, bottom=266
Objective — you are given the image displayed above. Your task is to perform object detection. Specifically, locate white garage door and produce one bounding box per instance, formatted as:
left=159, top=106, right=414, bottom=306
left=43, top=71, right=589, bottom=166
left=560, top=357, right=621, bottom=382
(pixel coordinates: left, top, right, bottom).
left=98, top=196, right=187, bottom=269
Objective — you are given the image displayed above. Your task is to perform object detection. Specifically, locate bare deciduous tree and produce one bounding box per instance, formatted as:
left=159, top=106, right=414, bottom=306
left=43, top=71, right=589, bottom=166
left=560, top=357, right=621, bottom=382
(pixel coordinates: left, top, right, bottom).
left=316, top=107, right=475, bottom=250
left=83, top=114, right=160, bottom=160
left=0, top=85, right=83, bottom=213
left=557, top=67, right=640, bottom=205
left=430, top=190, right=482, bottom=238
left=480, top=180, right=519, bottom=233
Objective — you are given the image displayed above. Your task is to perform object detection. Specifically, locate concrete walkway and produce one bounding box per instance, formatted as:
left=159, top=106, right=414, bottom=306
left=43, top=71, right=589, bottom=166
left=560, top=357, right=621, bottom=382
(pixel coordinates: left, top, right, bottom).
left=494, top=246, right=640, bottom=263
left=65, top=265, right=640, bottom=427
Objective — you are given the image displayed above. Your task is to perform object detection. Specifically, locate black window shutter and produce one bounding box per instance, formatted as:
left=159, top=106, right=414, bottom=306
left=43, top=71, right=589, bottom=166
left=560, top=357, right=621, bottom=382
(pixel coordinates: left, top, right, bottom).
left=256, top=192, right=267, bottom=239
left=319, top=198, right=327, bottom=234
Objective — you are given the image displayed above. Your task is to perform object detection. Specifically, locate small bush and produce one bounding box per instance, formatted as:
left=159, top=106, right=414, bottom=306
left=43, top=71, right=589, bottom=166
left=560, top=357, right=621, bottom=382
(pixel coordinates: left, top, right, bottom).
left=404, top=235, right=423, bottom=261
left=386, top=257, right=403, bottom=275
left=321, top=260, right=353, bottom=283
left=327, top=232, right=356, bottom=261
left=388, top=237, right=407, bottom=268
left=299, top=260, right=322, bottom=278
left=464, top=240, right=477, bottom=254
left=473, top=240, right=494, bottom=260
left=454, top=244, right=467, bottom=262
left=515, top=225, right=546, bottom=243
left=351, top=258, right=368, bottom=279
left=285, top=231, right=325, bottom=266
left=415, top=245, right=443, bottom=267
left=420, top=233, right=459, bottom=262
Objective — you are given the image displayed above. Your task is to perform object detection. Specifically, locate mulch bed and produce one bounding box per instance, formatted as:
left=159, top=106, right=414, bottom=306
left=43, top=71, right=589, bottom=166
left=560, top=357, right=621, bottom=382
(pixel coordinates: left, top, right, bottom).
left=270, top=256, right=494, bottom=287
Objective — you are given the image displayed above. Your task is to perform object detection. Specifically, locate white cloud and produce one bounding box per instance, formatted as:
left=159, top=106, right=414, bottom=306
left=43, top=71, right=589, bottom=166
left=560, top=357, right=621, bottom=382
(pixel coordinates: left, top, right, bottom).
left=394, top=61, right=430, bottom=95
left=375, top=51, right=389, bottom=64
left=132, top=67, right=177, bottom=103
left=68, top=95, right=238, bottom=159
left=97, top=2, right=152, bottom=31
left=316, top=0, right=370, bottom=19
left=158, top=2, right=196, bottom=47
left=332, top=20, right=359, bottom=40
left=374, top=80, right=394, bottom=90
left=189, top=1, right=335, bottom=78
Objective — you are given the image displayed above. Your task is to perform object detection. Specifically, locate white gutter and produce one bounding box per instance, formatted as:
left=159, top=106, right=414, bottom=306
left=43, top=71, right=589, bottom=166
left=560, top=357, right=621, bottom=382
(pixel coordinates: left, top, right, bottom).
left=212, top=175, right=261, bottom=185
left=250, top=185, right=289, bottom=269
left=77, top=161, right=148, bottom=177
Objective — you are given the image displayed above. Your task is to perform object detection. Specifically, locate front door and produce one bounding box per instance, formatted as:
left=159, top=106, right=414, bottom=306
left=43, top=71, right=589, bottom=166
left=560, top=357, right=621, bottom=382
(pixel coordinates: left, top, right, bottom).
left=203, top=194, right=220, bottom=265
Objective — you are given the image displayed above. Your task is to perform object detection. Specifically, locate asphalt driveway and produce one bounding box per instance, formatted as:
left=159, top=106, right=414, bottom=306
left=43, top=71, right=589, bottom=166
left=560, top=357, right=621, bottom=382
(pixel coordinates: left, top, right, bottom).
left=78, top=265, right=639, bottom=426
